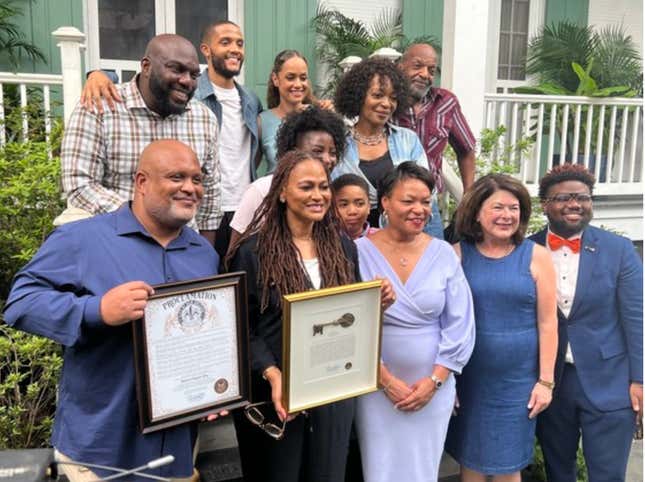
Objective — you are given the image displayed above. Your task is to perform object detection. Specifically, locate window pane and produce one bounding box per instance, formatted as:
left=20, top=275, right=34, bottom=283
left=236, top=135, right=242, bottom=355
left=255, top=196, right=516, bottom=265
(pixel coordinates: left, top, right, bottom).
left=500, top=0, right=512, bottom=30
left=511, top=33, right=528, bottom=65
left=498, top=33, right=510, bottom=64
left=175, top=0, right=229, bottom=55
left=510, top=66, right=525, bottom=80
left=122, top=70, right=137, bottom=82
left=99, top=0, right=155, bottom=60
left=513, top=0, right=530, bottom=32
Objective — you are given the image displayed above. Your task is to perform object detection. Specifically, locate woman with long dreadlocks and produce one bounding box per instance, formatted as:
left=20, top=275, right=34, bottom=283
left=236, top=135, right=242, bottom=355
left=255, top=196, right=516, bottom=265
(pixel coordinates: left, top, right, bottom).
left=226, top=149, right=393, bottom=482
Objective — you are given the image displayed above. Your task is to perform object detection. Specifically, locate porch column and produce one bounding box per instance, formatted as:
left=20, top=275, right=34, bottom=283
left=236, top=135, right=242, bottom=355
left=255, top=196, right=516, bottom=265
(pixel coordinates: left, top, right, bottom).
left=440, top=0, right=492, bottom=142
left=52, top=27, right=85, bottom=125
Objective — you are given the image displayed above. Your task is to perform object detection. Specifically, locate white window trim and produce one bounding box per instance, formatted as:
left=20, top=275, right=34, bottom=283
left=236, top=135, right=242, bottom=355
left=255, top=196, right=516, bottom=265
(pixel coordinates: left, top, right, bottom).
left=487, top=0, right=545, bottom=92
left=84, top=0, right=244, bottom=82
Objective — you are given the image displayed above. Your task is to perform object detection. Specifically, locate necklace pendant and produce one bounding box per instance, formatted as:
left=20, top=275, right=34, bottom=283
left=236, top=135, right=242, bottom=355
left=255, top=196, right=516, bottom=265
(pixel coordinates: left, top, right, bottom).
left=399, top=257, right=408, bottom=267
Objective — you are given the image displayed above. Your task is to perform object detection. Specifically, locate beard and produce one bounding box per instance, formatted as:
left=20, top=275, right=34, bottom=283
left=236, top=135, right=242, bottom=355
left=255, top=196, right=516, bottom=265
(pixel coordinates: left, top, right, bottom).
left=148, top=71, right=194, bottom=117
left=548, top=211, right=592, bottom=238
left=409, top=82, right=431, bottom=101
left=209, top=54, right=243, bottom=79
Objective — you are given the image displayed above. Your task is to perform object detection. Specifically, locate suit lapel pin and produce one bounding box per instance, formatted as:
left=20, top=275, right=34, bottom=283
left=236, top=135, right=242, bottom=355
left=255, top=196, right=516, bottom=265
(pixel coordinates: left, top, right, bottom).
left=584, top=245, right=596, bottom=252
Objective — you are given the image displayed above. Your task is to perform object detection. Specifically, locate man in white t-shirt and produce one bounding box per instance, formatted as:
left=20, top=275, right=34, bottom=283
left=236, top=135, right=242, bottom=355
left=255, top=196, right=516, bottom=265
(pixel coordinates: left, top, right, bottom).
left=83, top=21, right=263, bottom=259
left=195, top=21, right=263, bottom=258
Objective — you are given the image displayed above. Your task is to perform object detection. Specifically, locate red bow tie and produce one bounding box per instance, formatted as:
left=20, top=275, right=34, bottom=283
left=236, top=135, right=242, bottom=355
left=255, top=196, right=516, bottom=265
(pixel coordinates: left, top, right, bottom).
left=548, top=233, right=581, bottom=253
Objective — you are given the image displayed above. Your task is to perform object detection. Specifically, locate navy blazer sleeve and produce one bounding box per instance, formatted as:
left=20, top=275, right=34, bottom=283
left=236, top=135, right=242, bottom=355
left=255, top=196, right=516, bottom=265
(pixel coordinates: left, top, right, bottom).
left=616, top=236, right=643, bottom=383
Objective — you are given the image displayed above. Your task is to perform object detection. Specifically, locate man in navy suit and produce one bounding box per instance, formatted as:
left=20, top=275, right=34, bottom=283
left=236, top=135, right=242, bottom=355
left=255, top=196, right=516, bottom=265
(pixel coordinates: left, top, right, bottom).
left=531, top=164, right=642, bottom=482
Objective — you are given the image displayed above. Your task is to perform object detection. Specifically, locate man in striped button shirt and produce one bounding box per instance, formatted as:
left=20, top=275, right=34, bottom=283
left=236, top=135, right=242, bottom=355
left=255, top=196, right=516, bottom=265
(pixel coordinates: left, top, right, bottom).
left=396, top=43, right=476, bottom=239
left=61, top=34, right=221, bottom=244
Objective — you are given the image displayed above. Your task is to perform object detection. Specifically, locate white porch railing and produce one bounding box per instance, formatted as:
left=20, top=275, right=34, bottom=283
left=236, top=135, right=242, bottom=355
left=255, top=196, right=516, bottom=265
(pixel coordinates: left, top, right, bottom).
left=483, top=93, right=644, bottom=197
left=0, top=27, right=85, bottom=147
left=0, top=72, right=62, bottom=146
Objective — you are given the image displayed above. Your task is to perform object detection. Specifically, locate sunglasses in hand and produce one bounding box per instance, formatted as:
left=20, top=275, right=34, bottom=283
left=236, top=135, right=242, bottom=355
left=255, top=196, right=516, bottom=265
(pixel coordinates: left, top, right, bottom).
left=244, top=401, right=288, bottom=440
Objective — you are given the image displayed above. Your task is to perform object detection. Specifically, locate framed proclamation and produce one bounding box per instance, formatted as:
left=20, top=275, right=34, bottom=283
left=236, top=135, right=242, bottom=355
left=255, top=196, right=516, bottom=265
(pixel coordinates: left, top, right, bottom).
left=132, top=272, right=250, bottom=433
left=281, top=280, right=383, bottom=414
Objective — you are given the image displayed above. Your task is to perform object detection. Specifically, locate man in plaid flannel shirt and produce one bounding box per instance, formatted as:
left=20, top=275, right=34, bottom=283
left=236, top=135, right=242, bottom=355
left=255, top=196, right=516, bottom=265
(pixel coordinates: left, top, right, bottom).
left=61, top=34, right=221, bottom=243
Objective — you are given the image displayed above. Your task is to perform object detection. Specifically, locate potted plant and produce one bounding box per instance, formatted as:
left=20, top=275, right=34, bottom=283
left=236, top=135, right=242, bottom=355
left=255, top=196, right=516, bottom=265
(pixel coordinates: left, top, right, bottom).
left=514, top=21, right=642, bottom=180
left=310, top=5, right=440, bottom=97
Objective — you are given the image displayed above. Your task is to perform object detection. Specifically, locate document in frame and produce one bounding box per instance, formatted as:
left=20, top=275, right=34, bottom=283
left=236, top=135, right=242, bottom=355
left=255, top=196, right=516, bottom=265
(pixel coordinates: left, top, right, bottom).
left=282, top=280, right=383, bottom=414
left=132, top=273, right=250, bottom=433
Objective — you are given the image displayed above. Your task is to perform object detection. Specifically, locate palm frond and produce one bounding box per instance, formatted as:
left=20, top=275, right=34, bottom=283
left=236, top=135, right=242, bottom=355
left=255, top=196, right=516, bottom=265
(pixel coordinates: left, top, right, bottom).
left=369, top=8, right=403, bottom=43
left=0, top=0, right=46, bottom=67
left=592, top=24, right=642, bottom=92
left=526, top=21, right=596, bottom=92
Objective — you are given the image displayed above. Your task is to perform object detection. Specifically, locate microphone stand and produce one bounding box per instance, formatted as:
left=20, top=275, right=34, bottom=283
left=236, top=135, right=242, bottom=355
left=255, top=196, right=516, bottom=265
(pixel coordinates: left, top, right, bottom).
left=56, top=455, right=174, bottom=481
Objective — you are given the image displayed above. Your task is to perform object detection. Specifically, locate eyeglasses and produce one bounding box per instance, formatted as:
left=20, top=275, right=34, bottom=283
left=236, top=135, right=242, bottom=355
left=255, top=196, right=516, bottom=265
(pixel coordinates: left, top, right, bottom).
left=545, top=193, right=593, bottom=204
left=244, top=401, right=287, bottom=440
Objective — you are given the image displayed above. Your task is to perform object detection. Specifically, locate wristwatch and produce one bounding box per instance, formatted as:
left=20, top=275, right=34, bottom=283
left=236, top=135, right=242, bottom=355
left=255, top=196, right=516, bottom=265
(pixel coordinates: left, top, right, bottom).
left=430, top=374, right=443, bottom=390
left=537, top=378, right=555, bottom=390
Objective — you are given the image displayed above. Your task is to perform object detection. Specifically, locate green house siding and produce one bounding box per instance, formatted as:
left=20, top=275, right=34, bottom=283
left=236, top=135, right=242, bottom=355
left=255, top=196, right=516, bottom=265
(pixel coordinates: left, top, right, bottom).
left=401, top=0, right=443, bottom=85
left=244, top=0, right=318, bottom=103
left=545, top=0, right=589, bottom=27
left=401, top=0, right=443, bottom=42
left=0, top=0, right=83, bottom=74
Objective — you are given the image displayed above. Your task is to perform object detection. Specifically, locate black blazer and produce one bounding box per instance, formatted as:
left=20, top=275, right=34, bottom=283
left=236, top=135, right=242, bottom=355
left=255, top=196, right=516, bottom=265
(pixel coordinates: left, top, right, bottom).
left=229, top=234, right=361, bottom=398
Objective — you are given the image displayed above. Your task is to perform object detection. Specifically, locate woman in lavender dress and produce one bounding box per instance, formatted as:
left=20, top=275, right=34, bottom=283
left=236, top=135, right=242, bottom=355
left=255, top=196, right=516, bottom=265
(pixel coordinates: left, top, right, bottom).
left=354, top=162, right=476, bottom=482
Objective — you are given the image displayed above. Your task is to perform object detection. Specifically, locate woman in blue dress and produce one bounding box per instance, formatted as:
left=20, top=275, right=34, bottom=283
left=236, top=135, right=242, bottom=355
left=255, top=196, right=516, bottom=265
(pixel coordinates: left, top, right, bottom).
left=355, top=162, right=475, bottom=482
left=445, top=173, right=557, bottom=482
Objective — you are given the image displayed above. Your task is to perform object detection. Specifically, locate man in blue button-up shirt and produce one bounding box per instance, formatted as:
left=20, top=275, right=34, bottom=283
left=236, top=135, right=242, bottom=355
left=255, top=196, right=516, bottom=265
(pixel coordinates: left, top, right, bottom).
left=4, top=140, right=221, bottom=480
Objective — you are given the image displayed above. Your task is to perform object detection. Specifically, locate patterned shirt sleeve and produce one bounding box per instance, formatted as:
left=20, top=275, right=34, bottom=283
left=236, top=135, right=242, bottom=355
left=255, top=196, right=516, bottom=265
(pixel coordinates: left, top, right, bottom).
left=60, top=104, right=125, bottom=214
left=196, top=116, right=222, bottom=231
left=448, top=97, right=476, bottom=158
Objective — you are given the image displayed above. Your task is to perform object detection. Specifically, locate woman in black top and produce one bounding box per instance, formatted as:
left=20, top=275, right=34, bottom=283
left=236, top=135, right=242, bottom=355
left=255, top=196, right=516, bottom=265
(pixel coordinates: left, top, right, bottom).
left=227, top=150, right=375, bottom=482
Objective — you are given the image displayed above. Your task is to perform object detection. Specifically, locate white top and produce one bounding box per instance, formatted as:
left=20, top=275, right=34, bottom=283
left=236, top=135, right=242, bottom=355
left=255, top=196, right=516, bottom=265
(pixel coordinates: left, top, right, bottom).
left=229, top=175, right=273, bottom=233
left=302, top=258, right=321, bottom=289
left=212, top=83, right=252, bottom=211
left=547, top=229, right=582, bottom=364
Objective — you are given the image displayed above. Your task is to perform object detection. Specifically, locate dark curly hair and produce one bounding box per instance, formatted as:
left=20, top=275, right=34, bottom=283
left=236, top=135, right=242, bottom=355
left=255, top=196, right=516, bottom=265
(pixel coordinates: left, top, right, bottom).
left=455, top=174, right=532, bottom=245
left=334, top=57, right=410, bottom=119
left=275, top=106, right=347, bottom=160
left=538, top=164, right=595, bottom=201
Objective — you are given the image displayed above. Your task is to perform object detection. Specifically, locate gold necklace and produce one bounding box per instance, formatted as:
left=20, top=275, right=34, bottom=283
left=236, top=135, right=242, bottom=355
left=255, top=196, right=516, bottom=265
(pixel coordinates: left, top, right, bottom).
left=351, top=127, right=386, bottom=146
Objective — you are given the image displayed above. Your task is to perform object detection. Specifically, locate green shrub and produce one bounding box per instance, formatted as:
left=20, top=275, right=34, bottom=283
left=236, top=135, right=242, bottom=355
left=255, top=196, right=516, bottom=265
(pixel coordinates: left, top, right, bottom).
left=0, top=133, right=64, bottom=449
left=527, top=439, right=588, bottom=482
left=0, top=325, right=62, bottom=449
left=444, top=125, right=547, bottom=233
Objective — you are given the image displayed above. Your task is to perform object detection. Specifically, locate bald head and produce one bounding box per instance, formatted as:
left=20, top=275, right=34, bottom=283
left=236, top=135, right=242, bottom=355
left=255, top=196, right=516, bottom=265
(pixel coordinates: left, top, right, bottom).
left=133, top=140, right=204, bottom=238
left=137, top=139, right=198, bottom=174
left=144, top=34, right=198, bottom=62
left=401, top=43, right=437, bottom=64
left=399, top=43, right=438, bottom=101
left=138, top=34, right=200, bottom=117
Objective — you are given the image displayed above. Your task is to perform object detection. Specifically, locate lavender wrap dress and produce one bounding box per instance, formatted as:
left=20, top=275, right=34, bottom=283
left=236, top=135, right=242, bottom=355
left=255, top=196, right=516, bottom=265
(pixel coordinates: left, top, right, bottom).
left=355, top=237, right=476, bottom=482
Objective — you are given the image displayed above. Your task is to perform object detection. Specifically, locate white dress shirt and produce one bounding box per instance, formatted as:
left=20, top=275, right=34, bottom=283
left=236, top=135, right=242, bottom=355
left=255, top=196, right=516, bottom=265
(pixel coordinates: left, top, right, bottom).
left=546, top=229, right=582, bottom=364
